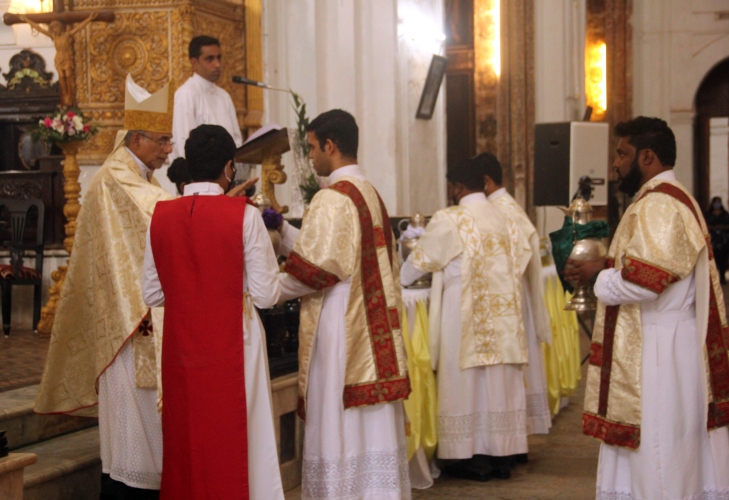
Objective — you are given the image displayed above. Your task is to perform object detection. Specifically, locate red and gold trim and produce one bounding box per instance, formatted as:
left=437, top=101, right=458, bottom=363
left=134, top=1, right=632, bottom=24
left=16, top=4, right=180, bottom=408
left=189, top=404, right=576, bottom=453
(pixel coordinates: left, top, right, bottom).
left=589, top=342, right=603, bottom=366
left=374, top=226, right=387, bottom=248
left=343, top=377, right=412, bottom=409
left=621, top=256, right=680, bottom=294
left=329, top=181, right=410, bottom=407
left=583, top=412, right=641, bottom=449
left=706, top=284, right=729, bottom=429
left=640, top=183, right=729, bottom=430
left=285, top=251, right=340, bottom=290
left=597, top=305, right=620, bottom=416
left=388, top=307, right=400, bottom=330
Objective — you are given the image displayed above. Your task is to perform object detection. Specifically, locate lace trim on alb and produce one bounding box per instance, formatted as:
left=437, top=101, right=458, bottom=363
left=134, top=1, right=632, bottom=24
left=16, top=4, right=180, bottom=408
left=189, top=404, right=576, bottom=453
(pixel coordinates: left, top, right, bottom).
left=302, top=447, right=410, bottom=500
left=105, top=466, right=161, bottom=490
left=526, top=392, right=550, bottom=418
left=438, top=410, right=527, bottom=442
left=596, top=489, right=729, bottom=500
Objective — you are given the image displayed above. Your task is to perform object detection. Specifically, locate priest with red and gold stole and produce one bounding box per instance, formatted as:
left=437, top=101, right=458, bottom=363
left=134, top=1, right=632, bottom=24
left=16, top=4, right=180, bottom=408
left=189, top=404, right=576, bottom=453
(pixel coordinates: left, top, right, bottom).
left=565, top=117, right=729, bottom=499
left=143, top=125, right=284, bottom=500
left=278, top=109, right=412, bottom=500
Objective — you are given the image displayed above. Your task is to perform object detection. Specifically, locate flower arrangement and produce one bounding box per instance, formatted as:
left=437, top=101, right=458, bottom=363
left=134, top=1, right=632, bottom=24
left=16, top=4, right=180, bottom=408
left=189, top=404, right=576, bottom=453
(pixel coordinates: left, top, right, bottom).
left=32, top=107, right=96, bottom=145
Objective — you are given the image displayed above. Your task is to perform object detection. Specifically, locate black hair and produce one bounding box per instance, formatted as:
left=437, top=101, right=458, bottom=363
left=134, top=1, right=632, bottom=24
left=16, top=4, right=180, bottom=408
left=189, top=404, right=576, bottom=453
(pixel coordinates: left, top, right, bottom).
left=306, top=109, right=358, bottom=159
left=184, top=125, right=236, bottom=182
left=446, top=158, right=485, bottom=191
left=614, top=116, right=676, bottom=167
left=189, top=36, right=220, bottom=59
left=472, top=152, right=503, bottom=186
left=167, top=157, right=192, bottom=194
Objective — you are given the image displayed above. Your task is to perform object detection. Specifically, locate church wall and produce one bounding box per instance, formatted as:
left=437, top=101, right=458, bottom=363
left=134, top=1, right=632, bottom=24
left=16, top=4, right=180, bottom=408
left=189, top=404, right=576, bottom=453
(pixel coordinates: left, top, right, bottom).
left=633, top=0, right=729, bottom=196
left=262, top=0, right=446, bottom=217
left=533, top=0, right=587, bottom=238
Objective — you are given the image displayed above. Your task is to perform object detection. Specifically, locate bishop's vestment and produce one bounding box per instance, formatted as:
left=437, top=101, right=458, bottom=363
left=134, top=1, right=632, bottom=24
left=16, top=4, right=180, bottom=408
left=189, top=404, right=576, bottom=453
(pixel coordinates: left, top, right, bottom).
left=584, top=170, right=729, bottom=499
left=401, top=192, right=530, bottom=458
left=143, top=182, right=284, bottom=500
left=488, top=187, right=552, bottom=435
left=279, top=164, right=412, bottom=500
left=34, top=144, right=173, bottom=489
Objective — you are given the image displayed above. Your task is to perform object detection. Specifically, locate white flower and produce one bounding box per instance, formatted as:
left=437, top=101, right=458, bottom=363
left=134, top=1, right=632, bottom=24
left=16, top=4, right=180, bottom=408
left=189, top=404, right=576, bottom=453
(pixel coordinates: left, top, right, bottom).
left=52, top=118, right=64, bottom=134
left=72, top=115, right=84, bottom=132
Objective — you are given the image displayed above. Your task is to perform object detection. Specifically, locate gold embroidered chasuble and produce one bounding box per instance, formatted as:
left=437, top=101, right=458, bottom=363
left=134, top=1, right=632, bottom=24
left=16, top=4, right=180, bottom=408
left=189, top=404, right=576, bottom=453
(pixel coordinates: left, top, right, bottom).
left=284, top=177, right=410, bottom=417
left=35, top=145, right=173, bottom=417
left=490, top=190, right=552, bottom=344
left=410, top=198, right=528, bottom=369
left=583, top=177, right=729, bottom=449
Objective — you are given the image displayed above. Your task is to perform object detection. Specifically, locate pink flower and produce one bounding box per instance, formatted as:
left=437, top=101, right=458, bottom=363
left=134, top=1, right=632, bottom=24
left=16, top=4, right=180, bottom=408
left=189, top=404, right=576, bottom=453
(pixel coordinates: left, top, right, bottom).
left=43, top=117, right=52, bottom=127
left=66, top=111, right=76, bottom=118
left=83, top=125, right=90, bottom=133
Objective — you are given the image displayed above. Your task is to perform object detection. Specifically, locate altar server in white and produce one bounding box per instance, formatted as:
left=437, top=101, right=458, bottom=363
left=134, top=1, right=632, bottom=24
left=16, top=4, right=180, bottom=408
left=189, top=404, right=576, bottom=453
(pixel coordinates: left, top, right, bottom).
left=278, top=109, right=412, bottom=500
left=478, top=152, right=552, bottom=439
left=401, top=158, right=530, bottom=481
left=171, top=35, right=243, bottom=160
left=565, top=117, right=729, bottom=500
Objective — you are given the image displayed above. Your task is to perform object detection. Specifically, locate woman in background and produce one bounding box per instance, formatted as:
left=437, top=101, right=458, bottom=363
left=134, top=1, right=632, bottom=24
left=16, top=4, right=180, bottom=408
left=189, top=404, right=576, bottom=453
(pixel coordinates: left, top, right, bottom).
left=706, top=196, right=729, bottom=284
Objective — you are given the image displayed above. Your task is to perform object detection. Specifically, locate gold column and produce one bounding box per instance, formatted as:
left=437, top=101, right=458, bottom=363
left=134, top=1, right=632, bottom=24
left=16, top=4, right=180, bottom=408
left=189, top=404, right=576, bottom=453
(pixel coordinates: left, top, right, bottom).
left=37, top=141, right=81, bottom=335
left=244, top=0, right=264, bottom=129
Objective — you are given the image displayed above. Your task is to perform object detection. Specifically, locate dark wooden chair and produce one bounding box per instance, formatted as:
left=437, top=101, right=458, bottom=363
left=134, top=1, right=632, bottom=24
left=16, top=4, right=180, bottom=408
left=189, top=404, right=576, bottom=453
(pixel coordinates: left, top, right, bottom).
left=0, top=199, right=44, bottom=336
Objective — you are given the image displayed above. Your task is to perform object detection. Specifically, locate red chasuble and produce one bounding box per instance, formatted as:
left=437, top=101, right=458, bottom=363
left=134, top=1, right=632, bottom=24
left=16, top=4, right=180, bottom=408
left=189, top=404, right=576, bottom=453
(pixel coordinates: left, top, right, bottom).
left=150, top=195, right=249, bottom=499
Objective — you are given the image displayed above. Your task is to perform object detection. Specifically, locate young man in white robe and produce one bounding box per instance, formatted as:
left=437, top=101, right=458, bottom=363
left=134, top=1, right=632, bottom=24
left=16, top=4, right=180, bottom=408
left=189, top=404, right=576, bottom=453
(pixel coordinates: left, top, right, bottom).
left=278, top=109, right=412, bottom=500
left=142, top=125, right=284, bottom=499
left=171, top=35, right=243, bottom=161
left=477, top=152, right=553, bottom=442
left=401, top=158, right=530, bottom=481
left=565, top=117, right=729, bottom=500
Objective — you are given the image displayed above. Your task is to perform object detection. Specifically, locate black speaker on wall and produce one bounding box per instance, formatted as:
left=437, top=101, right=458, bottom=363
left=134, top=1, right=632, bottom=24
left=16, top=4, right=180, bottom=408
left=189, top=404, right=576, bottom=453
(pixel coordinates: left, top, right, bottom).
left=533, top=122, right=609, bottom=206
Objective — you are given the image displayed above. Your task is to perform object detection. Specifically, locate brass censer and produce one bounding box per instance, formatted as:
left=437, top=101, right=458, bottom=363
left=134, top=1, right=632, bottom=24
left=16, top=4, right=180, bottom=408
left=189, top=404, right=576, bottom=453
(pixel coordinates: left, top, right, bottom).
left=562, top=178, right=607, bottom=312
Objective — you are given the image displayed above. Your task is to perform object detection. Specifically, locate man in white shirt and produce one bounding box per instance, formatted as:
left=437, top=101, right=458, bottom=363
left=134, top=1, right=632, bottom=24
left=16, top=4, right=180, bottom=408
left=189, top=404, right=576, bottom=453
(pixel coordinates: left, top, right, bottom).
left=171, top=35, right=243, bottom=161
left=142, top=124, right=284, bottom=500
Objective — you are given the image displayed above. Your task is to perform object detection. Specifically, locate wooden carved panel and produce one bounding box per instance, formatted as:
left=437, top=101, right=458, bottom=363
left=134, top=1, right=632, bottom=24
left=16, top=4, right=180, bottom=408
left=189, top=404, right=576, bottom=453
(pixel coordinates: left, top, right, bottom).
left=70, top=0, right=246, bottom=164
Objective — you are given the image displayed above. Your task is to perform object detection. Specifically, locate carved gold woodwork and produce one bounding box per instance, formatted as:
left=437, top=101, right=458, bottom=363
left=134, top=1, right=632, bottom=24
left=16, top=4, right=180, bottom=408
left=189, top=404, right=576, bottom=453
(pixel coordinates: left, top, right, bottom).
left=37, top=141, right=81, bottom=336
left=71, top=0, right=247, bottom=164
left=244, top=0, right=263, bottom=128
left=262, top=149, right=289, bottom=215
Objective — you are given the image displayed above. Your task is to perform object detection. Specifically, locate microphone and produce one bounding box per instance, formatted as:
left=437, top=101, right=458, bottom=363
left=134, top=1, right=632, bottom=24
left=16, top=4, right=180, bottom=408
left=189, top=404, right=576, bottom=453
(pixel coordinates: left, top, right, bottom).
left=232, top=76, right=289, bottom=93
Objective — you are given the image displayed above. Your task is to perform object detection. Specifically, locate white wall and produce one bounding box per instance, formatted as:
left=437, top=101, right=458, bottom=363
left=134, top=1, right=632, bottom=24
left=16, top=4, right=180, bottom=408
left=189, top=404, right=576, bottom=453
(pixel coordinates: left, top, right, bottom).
left=633, top=0, right=729, bottom=194
left=262, top=0, right=447, bottom=217
left=709, top=117, right=729, bottom=207
left=533, top=0, right=586, bottom=237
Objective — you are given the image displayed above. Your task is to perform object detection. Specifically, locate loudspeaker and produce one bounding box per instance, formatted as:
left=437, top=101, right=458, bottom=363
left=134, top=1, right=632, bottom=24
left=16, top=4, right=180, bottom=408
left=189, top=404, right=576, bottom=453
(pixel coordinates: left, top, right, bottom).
left=533, top=122, right=609, bottom=206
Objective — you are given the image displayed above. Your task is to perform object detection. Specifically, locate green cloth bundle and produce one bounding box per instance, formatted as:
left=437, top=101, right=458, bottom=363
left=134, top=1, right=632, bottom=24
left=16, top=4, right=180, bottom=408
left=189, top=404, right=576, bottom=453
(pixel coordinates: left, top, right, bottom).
left=549, top=217, right=610, bottom=293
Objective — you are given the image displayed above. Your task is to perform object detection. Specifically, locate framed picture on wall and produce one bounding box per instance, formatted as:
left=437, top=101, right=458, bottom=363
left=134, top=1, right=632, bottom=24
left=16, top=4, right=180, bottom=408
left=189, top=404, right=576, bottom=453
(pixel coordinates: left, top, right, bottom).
left=416, top=55, right=448, bottom=120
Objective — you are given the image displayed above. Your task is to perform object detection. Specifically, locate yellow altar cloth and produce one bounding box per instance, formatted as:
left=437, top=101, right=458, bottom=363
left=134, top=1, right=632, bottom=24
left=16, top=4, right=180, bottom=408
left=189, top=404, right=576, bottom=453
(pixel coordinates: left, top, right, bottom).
left=541, top=264, right=581, bottom=415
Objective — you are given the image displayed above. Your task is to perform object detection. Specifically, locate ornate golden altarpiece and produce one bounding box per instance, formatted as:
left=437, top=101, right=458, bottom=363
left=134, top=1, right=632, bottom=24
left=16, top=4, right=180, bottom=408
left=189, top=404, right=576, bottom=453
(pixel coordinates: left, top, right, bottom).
left=68, top=0, right=263, bottom=164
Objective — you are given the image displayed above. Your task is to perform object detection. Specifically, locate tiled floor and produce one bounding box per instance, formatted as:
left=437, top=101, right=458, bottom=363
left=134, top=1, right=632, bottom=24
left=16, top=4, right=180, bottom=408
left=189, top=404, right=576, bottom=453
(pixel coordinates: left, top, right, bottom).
left=0, top=329, right=49, bottom=391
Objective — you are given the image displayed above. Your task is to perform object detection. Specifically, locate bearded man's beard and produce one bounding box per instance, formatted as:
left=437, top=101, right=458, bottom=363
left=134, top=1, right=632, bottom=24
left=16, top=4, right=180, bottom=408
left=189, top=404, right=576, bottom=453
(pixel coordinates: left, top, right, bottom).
left=617, top=156, right=643, bottom=197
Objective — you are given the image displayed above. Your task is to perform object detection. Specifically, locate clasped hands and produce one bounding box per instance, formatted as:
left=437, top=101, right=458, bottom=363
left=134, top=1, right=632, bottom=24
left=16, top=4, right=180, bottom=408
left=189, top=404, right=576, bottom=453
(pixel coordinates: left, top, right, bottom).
left=562, top=257, right=608, bottom=287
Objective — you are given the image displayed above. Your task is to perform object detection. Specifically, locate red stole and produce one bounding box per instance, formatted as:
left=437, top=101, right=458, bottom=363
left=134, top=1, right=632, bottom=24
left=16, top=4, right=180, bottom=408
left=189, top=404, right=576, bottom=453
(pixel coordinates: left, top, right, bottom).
left=150, top=195, right=249, bottom=499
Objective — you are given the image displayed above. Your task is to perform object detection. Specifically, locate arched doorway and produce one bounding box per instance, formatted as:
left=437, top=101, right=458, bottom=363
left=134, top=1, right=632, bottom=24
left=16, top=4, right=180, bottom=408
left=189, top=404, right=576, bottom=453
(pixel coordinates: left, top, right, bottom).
left=695, top=57, right=729, bottom=212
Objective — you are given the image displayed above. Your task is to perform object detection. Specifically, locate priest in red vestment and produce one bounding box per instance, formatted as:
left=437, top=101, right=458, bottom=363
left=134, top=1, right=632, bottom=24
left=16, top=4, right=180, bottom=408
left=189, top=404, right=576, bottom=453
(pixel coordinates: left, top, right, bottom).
left=143, top=124, right=284, bottom=499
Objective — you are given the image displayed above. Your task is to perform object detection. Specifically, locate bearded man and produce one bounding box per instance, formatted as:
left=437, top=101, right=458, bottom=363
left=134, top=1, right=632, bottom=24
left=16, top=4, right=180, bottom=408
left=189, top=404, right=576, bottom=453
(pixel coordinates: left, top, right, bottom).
left=565, top=116, right=729, bottom=499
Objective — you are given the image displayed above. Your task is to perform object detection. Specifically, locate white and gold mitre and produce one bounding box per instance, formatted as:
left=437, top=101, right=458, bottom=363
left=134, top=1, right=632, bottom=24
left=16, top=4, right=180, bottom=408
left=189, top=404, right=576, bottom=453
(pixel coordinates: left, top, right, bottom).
left=123, top=74, right=173, bottom=134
